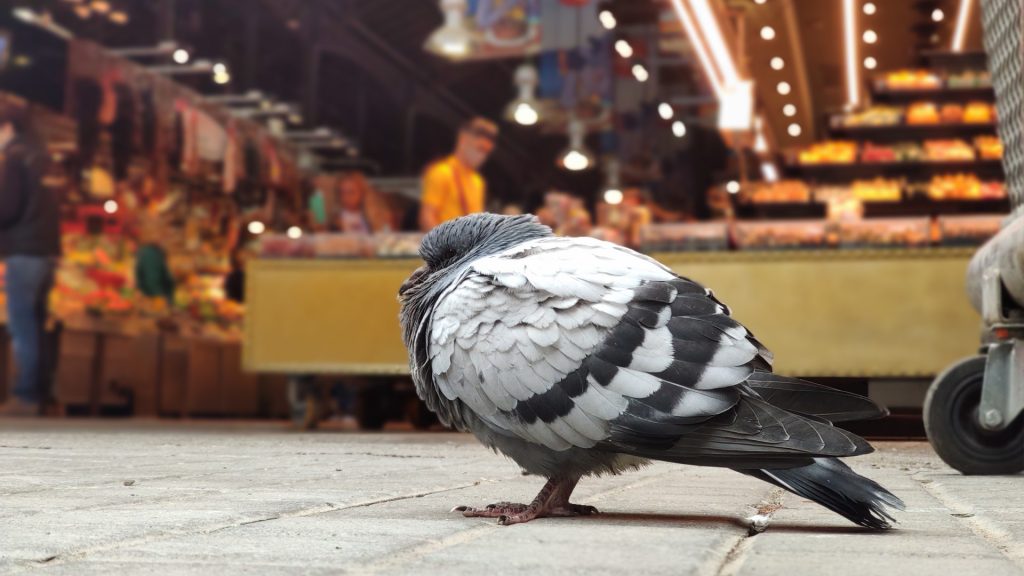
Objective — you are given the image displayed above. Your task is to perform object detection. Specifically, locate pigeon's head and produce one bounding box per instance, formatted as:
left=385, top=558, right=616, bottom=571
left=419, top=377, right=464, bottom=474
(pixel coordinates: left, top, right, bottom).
left=400, top=213, right=551, bottom=301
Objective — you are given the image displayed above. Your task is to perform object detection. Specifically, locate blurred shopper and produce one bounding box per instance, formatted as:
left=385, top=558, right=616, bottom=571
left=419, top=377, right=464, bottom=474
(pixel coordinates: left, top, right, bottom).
left=134, top=223, right=175, bottom=306
left=419, top=118, right=498, bottom=231
left=0, top=106, right=59, bottom=417
left=337, top=172, right=394, bottom=233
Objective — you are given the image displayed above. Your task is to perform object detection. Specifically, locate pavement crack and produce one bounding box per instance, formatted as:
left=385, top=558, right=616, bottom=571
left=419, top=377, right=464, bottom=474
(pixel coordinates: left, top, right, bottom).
left=911, top=473, right=1024, bottom=568
left=703, top=488, right=786, bottom=576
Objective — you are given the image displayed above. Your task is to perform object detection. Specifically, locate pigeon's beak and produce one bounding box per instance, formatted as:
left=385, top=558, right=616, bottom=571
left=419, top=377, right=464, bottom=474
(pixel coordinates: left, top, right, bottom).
left=399, top=265, right=428, bottom=299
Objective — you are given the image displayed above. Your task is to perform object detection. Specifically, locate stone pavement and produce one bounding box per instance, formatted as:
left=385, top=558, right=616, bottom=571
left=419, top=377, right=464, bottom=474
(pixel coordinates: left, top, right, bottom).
left=0, top=420, right=1022, bottom=575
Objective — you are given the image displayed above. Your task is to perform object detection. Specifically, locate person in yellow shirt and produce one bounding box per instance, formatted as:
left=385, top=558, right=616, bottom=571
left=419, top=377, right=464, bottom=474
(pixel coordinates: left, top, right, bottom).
left=419, top=118, right=499, bottom=231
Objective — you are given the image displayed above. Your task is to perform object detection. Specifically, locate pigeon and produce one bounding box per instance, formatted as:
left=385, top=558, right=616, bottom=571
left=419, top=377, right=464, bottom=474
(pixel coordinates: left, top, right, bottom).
left=398, top=213, right=904, bottom=528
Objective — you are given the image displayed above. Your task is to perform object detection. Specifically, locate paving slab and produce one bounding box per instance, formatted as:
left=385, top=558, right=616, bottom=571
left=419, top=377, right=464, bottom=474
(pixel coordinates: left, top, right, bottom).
left=0, top=421, right=1021, bottom=575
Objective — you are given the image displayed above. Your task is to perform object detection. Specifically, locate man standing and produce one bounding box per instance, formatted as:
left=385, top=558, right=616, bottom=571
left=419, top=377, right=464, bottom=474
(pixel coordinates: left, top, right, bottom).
left=419, top=118, right=498, bottom=231
left=0, top=106, right=59, bottom=417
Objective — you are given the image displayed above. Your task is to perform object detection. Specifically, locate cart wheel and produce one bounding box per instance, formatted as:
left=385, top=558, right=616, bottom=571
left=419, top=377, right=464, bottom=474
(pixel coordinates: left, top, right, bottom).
left=924, top=355, right=1024, bottom=475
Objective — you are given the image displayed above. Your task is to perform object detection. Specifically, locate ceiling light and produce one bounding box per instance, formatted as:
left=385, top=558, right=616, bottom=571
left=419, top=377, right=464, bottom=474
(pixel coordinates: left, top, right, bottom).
left=615, top=39, right=633, bottom=58
left=783, top=103, right=797, bottom=117
left=862, top=30, right=877, bottom=44
left=863, top=2, right=876, bottom=15
left=103, top=200, right=118, bottom=214
left=952, top=0, right=974, bottom=52
left=109, top=10, right=128, bottom=24
left=172, top=48, right=189, bottom=64
left=761, top=162, right=780, bottom=182
left=770, top=57, right=785, bottom=70
left=688, top=0, right=741, bottom=86
left=864, top=56, right=877, bottom=69
left=669, top=0, right=724, bottom=97
left=844, top=0, right=861, bottom=107
left=604, top=189, right=623, bottom=205
left=90, top=0, right=110, bottom=14
left=598, top=10, right=617, bottom=30
left=776, top=81, right=791, bottom=95
left=247, top=221, right=266, bottom=235
left=504, top=63, right=541, bottom=126
left=213, top=72, right=231, bottom=85
left=286, top=226, right=303, bottom=240
left=754, top=0, right=767, bottom=4
left=672, top=120, right=687, bottom=138
left=632, top=64, right=649, bottom=82
left=760, top=26, right=776, bottom=40
left=74, top=5, right=91, bottom=18
left=558, top=118, right=595, bottom=172
left=658, top=102, right=674, bottom=120
left=726, top=180, right=741, bottom=194
left=424, top=0, right=472, bottom=59
left=213, top=62, right=228, bottom=75
left=787, top=123, right=802, bottom=137
left=932, top=8, right=944, bottom=22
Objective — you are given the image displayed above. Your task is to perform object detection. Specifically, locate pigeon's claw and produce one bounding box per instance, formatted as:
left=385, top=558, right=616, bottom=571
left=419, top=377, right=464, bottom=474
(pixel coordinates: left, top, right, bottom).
left=452, top=476, right=595, bottom=525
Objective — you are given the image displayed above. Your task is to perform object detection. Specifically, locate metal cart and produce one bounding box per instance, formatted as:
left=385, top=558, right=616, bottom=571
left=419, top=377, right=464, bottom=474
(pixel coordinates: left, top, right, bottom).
left=923, top=0, right=1024, bottom=474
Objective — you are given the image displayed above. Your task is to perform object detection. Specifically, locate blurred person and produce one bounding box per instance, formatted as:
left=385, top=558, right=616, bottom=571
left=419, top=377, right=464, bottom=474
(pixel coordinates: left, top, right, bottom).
left=419, top=118, right=498, bottom=231
left=0, top=106, right=59, bottom=417
left=224, top=248, right=247, bottom=304
left=337, top=172, right=394, bottom=233
left=307, top=174, right=335, bottom=232
left=134, top=222, right=175, bottom=306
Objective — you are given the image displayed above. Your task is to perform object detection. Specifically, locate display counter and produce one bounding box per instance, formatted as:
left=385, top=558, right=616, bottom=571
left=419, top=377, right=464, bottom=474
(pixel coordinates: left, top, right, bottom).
left=244, top=247, right=981, bottom=379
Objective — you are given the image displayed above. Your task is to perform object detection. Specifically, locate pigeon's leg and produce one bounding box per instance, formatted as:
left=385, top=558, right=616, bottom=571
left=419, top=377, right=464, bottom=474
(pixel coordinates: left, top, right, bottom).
left=454, top=476, right=598, bottom=525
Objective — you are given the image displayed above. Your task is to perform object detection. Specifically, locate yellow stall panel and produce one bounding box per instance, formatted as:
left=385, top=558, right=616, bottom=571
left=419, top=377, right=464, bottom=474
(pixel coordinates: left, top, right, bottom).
left=244, top=249, right=980, bottom=378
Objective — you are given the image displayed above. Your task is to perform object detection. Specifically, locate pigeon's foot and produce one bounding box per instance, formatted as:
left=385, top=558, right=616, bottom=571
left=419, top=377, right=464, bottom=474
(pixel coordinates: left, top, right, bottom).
left=452, top=476, right=596, bottom=525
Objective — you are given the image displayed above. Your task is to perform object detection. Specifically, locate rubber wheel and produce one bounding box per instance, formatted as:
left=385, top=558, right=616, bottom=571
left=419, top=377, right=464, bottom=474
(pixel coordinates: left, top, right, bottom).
left=924, top=355, right=1024, bottom=475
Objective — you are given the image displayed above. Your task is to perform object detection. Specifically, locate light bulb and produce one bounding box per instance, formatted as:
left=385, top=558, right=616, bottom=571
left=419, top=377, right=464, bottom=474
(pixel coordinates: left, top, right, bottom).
left=787, top=123, right=802, bottom=137
left=604, top=189, right=623, bottom=205
left=615, top=39, right=633, bottom=58
left=777, top=81, right=791, bottom=95
left=562, top=150, right=590, bottom=171
left=213, top=72, right=231, bottom=85
left=513, top=102, right=539, bottom=126
left=863, top=30, right=877, bottom=44
left=287, top=226, right=302, bottom=239
left=864, top=56, right=877, bottom=69
left=760, top=26, right=776, bottom=40
left=863, top=2, right=876, bottom=15
left=213, top=62, right=227, bottom=75
left=425, top=0, right=472, bottom=58
left=783, top=103, right=797, bottom=117
left=726, top=180, right=740, bottom=194
left=658, top=103, right=674, bottom=120
left=247, top=221, right=266, bottom=235
left=770, top=57, right=785, bottom=70
left=672, top=120, right=687, bottom=138
left=932, top=8, right=944, bottom=22
left=172, top=49, right=189, bottom=64
left=632, top=64, right=649, bottom=82
left=103, top=200, right=118, bottom=214
left=598, top=10, right=616, bottom=30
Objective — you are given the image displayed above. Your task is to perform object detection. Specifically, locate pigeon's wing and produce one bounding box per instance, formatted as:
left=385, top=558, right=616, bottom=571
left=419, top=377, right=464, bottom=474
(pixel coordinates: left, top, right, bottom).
left=428, top=236, right=871, bottom=463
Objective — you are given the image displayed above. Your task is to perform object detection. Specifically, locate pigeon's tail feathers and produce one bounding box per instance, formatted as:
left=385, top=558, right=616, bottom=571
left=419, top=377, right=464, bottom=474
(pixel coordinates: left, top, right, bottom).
left=748, top=457, right=905, bottom=530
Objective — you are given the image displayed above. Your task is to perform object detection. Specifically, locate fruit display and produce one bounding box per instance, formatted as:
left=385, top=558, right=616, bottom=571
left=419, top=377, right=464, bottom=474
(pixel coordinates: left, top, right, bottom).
left=880, top=69, right=942, bottom=91
left=841, top=106, right=902, bottom=127
left=798, top=141, right=857, bottom=165
left=735, top=220, right=827, bottom=250
left=925, top=173, right=1002, bottom=200
left=744, top=180, right=812, bottom=204
left=838, top=218, right=931, bottom=248
left=963, top=101, right=995, bottom=124
left=639, top=222, right=728, bottom=252
left=852, top=178, right=902, bottom=202
left=923, top=139, right=975, bottom=162
left=861, top=142, right=924, bottom=163
left=938, top=215, right=1005, bottom=245
left=374, top=233, right=424, bottom=258
left=310, top=234, right=375, bottom=258
left=258, top=234, right=316, bottom=258
left=947, top=70, right=993, bottom=89
left=975, top=135, right=1003, bottom=160
left=906, top=102, right=940, bottom=125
